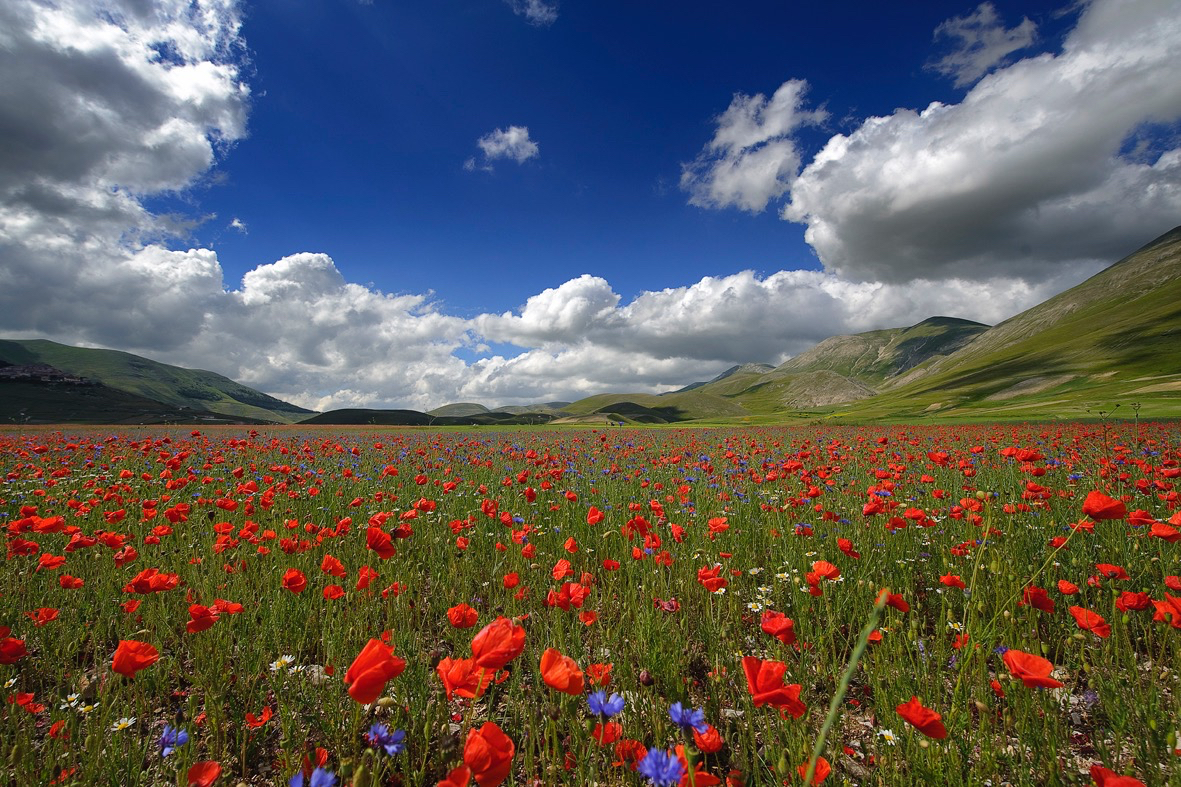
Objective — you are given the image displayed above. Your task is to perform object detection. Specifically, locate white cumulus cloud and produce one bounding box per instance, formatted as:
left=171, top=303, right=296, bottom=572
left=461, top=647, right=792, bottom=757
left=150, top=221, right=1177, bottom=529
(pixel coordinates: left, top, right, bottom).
left=782, top=0, right=1181, bottom=284
left=680, top=80, right=827, bottom=213
left=1, top=0, right=1175, bottom=413
left=928, top=2, right=1038, bottom=87
left=474, top=125, right=540, bottom=166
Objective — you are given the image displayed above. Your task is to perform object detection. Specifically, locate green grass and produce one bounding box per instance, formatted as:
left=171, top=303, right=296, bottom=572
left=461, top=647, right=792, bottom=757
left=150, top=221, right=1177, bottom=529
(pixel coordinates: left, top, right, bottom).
left=1, top=423, right=1179, bottom=786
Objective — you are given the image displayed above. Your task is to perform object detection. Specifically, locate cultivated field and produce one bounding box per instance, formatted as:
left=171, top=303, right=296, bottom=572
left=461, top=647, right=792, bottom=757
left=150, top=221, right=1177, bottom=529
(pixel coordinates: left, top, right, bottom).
left=2, top=424, right=1179, bottom=786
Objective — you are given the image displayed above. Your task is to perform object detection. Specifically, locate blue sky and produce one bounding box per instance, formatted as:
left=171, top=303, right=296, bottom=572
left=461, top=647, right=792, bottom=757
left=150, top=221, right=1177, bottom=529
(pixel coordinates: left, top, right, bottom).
left=194, top=0, right=1071, bottom=311
left=2, top=0, right=1180, bottom=410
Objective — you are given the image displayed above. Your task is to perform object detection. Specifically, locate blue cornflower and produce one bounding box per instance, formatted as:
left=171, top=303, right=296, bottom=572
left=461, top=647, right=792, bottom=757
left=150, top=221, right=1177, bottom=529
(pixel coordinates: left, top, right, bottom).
left=158, top=725, right=189, bottom=757
left=289, top=767, right=336, bottom=787
left=365, top=723, right=406, bottom=756
left=668, top=701, right=708, bottom=734
left=637, top=748, right=684, bottom=786
left=587, top=690, right=625, bottom=718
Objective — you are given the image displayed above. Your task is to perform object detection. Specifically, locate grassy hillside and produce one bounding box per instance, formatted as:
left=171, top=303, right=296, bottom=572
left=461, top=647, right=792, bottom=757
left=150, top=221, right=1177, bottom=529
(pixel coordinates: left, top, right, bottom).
left=772, top=316, right=988, bottom=385
left=562, top=390, right=751, bottom=422
left=303, top=409, right=560, bottom=426
left=808, top=226, right=1181, bottom=421
left=0, top=339, right=312, bottom=423
left=0, top=378, right=269, bottom=425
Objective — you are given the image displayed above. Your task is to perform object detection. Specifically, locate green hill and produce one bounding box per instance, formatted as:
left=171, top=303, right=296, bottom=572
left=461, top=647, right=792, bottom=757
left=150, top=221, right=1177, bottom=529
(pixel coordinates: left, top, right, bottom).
left=0, top=339, right=312, bottom=424
left=303, top=408, right=559, bottom=426
left=561, top=390, right=751, bottom=423
left=815, top=225, right=1181, bottom=421
left=677, top=316, right=989, bottom=414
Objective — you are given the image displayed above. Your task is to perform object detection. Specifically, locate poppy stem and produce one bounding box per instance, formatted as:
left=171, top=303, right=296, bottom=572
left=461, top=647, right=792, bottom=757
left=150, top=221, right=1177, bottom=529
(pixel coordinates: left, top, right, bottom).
left=802, top=589, right=887, bottom=785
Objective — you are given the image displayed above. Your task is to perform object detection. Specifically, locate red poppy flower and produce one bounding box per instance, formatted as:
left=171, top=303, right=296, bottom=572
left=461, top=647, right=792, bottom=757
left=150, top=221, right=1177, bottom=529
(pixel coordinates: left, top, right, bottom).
left=1088, top=764, right=1146, bottom=787
left=1095, top=563, right=1129, bottom=581
left=759, top=610, right=796, bottom=645
left=741, top=657, right=806, bottom=719
left=245, top=706, right=272, bottom=728
left=613, top=739, right=647, bottom=770
left=796, top=756, right=831, bottom=785
left=344, top=639, right=406, bottom=704
left=436, top=656, right=495, bottom=700
left=1082, top=491, right=1126, bottom=521
left=111, top=639, right=159, bottom=678
left=355, top=565, right=378, bottom=590
left=366, top=527, right=396, bottom=560
left=883, top=592, right=910, bottom=612
left=1057, top=580, right=1080, bottom=595
left=551, top=559, right=574, bottom=581
left=1149, top=522, right=1181, bottom=542
left=437, top=765, right=472, bottom=787
left=693, top=723, right=724, bottom=754
left=320, top=554, right=346, bottom=577
left=811, top=560, right=840, bottom=580
left=592, top=721, right=623, bottom=745
left=470, top=617, right=525, bottom=670
left=25, top=607, right=59, bottom=627
left=186, top=761, right=222, bottom=787
left=448, top=603, right=479, bottom=629
left=1070, top=606, right=1111, bottom=638
left=837, top=538, right=860, bottom=559
left=464, top=721, right=514, bottom=787
left=186, top=604, right=219, bottom=633
left=281, top=568, right=307, bottom=594
left=1018, top=586, right=1055, bottom=613
left=940, top=574, right=966, bottom=589
left=674, top=744, right=722, bottom=785
left=1151, top=594, right=1181, bottom=629
left=586, top=506, right=605, bottom=526
left=586, top=662, right=612, bottom=687
left=1002, top=650, right=1064, bottom=688
left=323, top=585, right=345, bottom=600
left=896, top=696, right=947, bottom=739
left=540, top=648, right=584, bottom=695
left=36, top=553, right=66, bottom=571
left=1115, top=591, right=1151, bottom=613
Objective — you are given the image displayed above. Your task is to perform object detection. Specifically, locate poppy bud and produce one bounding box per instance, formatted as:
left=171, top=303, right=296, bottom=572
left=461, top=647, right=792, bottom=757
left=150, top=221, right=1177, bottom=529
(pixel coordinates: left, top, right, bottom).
left=638, top=669, right=654, bottom=686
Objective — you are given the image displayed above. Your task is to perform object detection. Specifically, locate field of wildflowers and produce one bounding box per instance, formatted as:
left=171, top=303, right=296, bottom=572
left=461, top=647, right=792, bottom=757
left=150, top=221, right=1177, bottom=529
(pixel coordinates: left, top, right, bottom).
left=2, top=424, right=1179, bottom=786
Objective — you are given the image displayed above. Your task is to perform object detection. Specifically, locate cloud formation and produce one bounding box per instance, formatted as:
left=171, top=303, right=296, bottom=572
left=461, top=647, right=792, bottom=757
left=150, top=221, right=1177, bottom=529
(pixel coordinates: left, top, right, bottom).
left=680, top=80, right=827, bottom=212
left=0, top=0, right=1176, bottom=412
left=505, top=0, right=558, bottom=27
left=465, top=126, right=540, bottom=171
left=782, top=0, right=1181, bottom=284
left=928, top=2, right=1037, bottom=86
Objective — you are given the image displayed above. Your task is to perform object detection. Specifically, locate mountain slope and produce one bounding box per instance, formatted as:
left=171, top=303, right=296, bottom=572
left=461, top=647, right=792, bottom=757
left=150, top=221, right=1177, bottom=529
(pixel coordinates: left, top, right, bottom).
left=831, top=225, right=1181, bottom=419
left=697, top=316, right=989, bottom=413
left=0, top=339, right=312, bottom=423
left=773, top=316, right=989, bottom=385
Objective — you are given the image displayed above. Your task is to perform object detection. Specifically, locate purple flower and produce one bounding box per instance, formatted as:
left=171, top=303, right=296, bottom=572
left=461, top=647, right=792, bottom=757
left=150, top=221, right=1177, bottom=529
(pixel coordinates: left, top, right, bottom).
left=587, top=690, right=625, bottom=718
left=637, top=748, right=684, bottom=786
left=158, top=725, right=188, bottom=758
left=290, top=767, right=336, bottom=787
left=669, top=701, right=708, bottom=734
left=365, top=723, right=405, bottom=756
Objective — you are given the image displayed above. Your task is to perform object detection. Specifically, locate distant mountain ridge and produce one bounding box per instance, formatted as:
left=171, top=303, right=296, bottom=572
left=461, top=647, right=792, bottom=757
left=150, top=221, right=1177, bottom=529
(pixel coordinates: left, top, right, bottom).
left=0, top=339, right=312, bottom=424
left=4, top=225, right=1179, bottom=425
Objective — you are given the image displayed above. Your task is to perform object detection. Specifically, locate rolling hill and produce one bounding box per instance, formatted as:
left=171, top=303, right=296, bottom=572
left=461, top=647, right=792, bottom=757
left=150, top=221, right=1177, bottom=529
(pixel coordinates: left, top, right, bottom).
left=824, top=224, right=1181, bottom=420
left=5, top=225, right=1178, bottom=426
left=0, top=339, right=312, bottom=424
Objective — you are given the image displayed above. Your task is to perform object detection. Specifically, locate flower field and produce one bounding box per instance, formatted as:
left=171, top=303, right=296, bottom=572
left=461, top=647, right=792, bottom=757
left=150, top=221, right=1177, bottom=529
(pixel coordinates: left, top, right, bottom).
left=2, top=423, right=1180, bottom=786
